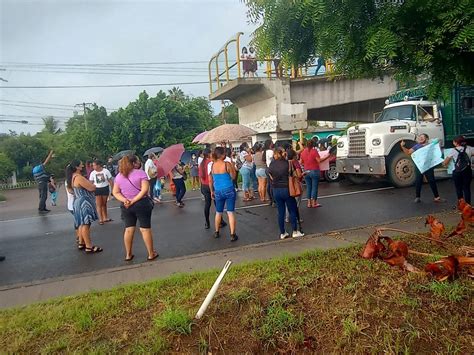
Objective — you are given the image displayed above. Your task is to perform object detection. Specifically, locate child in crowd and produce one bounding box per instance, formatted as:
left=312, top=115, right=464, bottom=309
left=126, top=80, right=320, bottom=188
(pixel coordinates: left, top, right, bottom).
left=154, top=177, right=165, bottom=202
left=49, top=174, right=58, bottom=206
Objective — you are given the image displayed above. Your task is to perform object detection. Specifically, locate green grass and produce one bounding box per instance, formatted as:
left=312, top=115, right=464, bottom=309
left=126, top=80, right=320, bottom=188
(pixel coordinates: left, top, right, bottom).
left=422, top=280, right=470, bottom=302
left=0, top=231, right=472, bottom=353
left=153, top=308, right=193, bottom=335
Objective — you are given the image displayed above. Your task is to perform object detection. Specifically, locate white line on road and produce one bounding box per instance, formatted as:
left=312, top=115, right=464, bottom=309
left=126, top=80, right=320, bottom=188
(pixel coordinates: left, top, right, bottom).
left=0, top=186, right=394, bottom=223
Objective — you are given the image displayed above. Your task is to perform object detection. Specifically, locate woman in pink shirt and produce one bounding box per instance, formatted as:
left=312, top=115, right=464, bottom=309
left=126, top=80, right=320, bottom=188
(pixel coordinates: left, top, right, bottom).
left=113, top=155, right=158, bottom=262
left=300, top=140, right=323, bottom=208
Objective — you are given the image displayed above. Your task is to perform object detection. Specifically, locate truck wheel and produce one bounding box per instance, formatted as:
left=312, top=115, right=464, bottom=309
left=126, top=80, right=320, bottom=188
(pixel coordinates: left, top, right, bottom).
left=324, top=164, right=340, bottom=182
left=346, top=174, right=370, bottom=185
left=387, top=151, right=417, bottom=187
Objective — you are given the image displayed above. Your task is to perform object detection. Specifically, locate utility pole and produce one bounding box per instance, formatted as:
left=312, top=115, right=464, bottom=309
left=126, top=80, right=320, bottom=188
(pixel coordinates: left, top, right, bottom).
left=221, top=100, right=226, bottom=124
left=75, top=102, right=93, bottom=130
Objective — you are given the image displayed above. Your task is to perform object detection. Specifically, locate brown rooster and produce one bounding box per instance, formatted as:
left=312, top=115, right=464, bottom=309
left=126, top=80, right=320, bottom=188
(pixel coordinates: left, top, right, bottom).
left=458, top=198, right=474, bottom=223
left=380, top=236, right=409, bottom=268
left=425, top=256, right=459, bottom=281
left=425, top=215, right=445, bottom=242
left=360, top=229, right=385, bottom=259
left=447, top=219, right=466, bottom=238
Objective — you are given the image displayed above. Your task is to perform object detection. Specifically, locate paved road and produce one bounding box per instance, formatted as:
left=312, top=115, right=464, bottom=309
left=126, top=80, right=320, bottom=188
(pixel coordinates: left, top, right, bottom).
left=0, top=179, right=456, bottom=286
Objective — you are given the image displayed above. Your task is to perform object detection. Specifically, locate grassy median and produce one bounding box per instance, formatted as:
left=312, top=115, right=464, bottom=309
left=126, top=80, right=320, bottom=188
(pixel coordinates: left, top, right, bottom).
left=1, top=230, right=473, bottom=353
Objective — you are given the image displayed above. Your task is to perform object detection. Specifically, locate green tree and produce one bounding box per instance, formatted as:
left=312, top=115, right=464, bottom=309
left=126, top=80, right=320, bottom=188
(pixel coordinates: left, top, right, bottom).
left=216, top=103, right=239, bottom=124
left=0, top=152, right=15, bottom=182
left=0, top=134, right=48, bottom=176
left=244, top=0, right=474, bottom=95
left=41, top=116, right=60, bottom=134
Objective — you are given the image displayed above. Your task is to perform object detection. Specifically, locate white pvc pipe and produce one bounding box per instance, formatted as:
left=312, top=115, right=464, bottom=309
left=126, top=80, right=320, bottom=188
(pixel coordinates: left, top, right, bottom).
left=195, top=260, right=232, bottom=319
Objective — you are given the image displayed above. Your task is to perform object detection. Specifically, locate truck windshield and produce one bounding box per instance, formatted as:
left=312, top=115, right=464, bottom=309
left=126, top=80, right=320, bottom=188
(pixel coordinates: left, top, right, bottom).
left=376, top=105, right=415, bottom=122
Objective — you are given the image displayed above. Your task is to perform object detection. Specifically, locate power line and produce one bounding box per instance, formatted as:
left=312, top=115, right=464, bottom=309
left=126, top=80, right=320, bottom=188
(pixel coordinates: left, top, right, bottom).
left=1, top=60, right=209, bottom=66
left=3, top=65, right=209, bottom=72
left=0, top=99, right=78, bottom=108
left=0, top=99, right=119, bottom=111
left=6, top=69, right=209, bottom=77
left=0, top=81, right=209, bottom=89
left=0, top=113, right=70, bottom=118
left=0, top=102, right=77, bottom=111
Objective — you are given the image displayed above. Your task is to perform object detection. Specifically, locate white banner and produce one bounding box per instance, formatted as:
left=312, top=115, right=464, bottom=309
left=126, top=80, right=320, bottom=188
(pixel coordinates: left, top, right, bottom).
left=411, top=141, right=443, bottom=174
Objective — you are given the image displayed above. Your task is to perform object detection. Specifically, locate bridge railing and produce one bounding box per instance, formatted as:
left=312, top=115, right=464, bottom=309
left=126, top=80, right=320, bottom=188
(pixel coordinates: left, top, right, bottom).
left=208, top=32, right=334, bottom=95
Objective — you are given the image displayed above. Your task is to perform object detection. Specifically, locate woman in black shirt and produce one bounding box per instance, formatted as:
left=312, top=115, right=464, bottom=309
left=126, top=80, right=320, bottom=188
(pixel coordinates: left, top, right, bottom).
left=268, top=149, right=304, bottom=239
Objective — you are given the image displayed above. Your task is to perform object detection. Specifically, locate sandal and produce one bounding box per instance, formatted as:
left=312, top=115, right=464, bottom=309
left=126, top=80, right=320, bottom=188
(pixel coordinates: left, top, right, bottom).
left=77, top=243, right=85, bottom=250
left=99, top=221, right=104, bottom=225
left=125, top=254, right=134, bottom=261
left=147, top=252, right=159, bottom=261
left=104, top=219, right=113, bottom=223
left=85, top=246, right=103, bottom=253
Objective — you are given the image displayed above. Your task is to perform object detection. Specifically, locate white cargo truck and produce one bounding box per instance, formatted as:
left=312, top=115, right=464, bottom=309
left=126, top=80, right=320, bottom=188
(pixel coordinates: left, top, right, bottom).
left=336, top=85, right=474, bottom=187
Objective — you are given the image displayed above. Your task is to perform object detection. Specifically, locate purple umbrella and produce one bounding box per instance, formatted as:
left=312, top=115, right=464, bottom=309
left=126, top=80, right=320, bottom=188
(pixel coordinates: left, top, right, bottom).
left=192, top=131, right=208, bottom=143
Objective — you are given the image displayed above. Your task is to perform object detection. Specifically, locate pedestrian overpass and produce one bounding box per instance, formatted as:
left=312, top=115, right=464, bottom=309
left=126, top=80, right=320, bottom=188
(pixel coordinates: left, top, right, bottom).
left=208, top=33, right=397, bottom=141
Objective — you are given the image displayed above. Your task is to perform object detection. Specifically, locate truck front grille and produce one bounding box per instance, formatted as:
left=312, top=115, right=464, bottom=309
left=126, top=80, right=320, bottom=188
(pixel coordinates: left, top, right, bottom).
left=348, top=130, right=366, bottom=156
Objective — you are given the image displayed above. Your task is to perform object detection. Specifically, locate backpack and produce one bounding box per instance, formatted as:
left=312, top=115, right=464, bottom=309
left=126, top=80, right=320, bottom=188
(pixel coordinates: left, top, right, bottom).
left=235, top=156, right=243, bottom=170
left=146, top=161, right=157, bottom=179
left=454, top=146, right=470, bottom=172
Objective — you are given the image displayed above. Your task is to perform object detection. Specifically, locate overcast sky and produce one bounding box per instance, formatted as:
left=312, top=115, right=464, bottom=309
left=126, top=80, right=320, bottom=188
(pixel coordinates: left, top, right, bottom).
left=0, top=0, right=256, bottom=134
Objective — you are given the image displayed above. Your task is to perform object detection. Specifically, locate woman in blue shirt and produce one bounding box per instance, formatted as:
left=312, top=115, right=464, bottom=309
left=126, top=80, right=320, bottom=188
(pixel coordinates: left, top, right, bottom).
left=209, top=147, right=238, bottom=241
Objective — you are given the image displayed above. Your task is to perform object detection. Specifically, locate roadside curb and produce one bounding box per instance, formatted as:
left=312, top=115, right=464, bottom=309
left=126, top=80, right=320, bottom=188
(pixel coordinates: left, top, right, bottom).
left=0, top=209, right=459, bottom=309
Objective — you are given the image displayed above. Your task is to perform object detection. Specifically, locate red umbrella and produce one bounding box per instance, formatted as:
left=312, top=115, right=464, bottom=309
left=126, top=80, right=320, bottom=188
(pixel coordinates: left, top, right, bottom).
left=156, top=143, right=185, bottom=178
left=192, top=131, right=208, bottom=143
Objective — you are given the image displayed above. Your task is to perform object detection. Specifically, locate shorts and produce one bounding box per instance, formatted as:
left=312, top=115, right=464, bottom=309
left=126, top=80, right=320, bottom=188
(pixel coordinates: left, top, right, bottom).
left=95, top=186, right=110, bottom=196
left=120, top=198, right=153, bottom=228
left=256, top=168, right=267, bottom=178
left=215, top=186, right=237, bottom=213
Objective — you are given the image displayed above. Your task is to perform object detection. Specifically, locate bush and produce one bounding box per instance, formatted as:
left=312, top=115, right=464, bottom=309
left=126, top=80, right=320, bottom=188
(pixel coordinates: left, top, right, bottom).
left=0, top=153, right=15, bottom=182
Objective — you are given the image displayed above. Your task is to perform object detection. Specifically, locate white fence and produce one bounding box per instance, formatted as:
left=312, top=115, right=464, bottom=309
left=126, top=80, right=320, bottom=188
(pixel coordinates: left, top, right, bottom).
left=0, top=180, right=35, bottom=190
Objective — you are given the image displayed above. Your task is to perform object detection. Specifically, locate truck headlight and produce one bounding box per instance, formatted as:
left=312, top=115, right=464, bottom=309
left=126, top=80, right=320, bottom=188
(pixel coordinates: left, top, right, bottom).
left=372, top=138, right=381, bottom=146
left=337, top=141, right=344, bottom=148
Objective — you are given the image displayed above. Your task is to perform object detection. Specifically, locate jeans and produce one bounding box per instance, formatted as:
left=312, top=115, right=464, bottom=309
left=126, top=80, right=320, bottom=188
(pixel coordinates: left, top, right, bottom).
left=215, top=186, right=237, bottom=213
left=252, top=165, right=258, bottom=191
left=38, top=181, right=48, bottom=210
left=266, top=169, right=274, bottom=202
left=452, top=168, right=472, bottom=204
left=50, top=191, right=58, bottom=205
left=201, top=184, right=212, bottom=225
left=240, top=167, right=252, bottom=192
left=415, top=167, right=439, bottom=199
left=173, top=178, right=186, bottom=203
left=304, top=170, right=320, bottom=200
left=273, top=187, right=298, bottom=234
left=149, top=177, right=157, bottom=198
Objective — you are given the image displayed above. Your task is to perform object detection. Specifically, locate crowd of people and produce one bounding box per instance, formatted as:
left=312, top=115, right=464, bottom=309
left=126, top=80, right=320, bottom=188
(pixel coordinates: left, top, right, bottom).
left=22, top=133, right=473, bottom=265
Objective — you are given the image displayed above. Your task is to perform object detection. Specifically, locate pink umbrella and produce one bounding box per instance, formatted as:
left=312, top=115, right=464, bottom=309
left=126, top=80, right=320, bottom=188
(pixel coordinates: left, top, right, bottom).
left=156, top=143, right=185, bottom=177
left=192, top=131, right=208, bottom=143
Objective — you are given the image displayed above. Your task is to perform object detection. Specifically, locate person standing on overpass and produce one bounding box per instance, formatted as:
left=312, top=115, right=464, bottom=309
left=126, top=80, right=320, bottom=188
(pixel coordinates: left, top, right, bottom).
left=32, top=150, right=54, bottom=213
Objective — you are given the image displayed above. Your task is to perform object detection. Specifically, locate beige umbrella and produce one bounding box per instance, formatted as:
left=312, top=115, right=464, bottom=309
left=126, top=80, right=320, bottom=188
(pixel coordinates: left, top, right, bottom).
left=200, top=124, right=256, bottom=144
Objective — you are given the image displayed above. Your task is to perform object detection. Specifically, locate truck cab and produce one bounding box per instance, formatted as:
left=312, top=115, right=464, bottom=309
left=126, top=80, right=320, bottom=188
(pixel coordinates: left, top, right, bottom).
left=336, top=99, right=444, bottom=187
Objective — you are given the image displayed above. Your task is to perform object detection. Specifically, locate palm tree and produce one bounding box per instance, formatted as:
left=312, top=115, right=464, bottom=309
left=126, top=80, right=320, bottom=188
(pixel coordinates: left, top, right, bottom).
left=42, top=116, right=60, bottom=134
left=168, top=87, right=186, bottom=101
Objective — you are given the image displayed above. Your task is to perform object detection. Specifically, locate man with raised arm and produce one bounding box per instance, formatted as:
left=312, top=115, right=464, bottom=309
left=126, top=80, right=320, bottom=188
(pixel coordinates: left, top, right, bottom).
left=32, top=150, right=54, bottom=213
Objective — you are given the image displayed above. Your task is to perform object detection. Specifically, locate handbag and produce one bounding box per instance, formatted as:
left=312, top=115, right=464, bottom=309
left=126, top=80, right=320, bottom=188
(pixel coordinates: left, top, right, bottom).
left=126, top=177, right=154, bottom=209
left=288, top=161, right=302, bottom=197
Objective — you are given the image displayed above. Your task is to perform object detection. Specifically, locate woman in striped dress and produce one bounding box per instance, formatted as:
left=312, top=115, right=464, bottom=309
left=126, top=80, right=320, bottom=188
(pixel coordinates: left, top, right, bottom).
left=66, top=160, right=102, bottom=253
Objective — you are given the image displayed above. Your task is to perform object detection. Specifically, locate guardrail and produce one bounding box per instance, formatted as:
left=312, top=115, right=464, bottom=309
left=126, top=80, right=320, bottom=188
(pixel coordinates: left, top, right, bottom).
left=0, top=180, right=35, bottom=190
left=208, top=32, right=334, bottom=95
